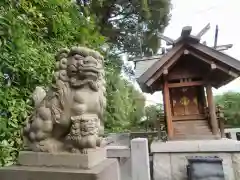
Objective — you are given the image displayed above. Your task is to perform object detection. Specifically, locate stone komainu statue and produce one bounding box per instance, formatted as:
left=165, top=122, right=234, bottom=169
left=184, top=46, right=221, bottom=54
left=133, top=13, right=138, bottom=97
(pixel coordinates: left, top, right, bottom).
left=23, top=47, right=106, bottom=153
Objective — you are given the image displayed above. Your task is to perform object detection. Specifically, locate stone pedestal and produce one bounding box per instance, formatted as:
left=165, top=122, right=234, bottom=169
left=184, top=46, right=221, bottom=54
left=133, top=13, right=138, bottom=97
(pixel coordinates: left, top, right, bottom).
left=131, top=138, right=151, bottom=180
left=0, top=148, right=120, bottom=180
left=151, top=139, right=240, bottom=180
left=18, top=148, right=106, bottom=169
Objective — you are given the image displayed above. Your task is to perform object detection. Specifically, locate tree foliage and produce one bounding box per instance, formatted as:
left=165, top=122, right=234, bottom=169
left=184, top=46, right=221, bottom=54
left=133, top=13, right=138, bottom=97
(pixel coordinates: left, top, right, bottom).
left=215, top=92, right=240, bottom=127
left=145, top=104, right=164, bottom=123
left=79, top=0, right=172, bottom=57
left=0, top=0, right=147, bottom=166
left=105, top=56, right=146, bottom=132
left=128, top=103, right=164, bottom=131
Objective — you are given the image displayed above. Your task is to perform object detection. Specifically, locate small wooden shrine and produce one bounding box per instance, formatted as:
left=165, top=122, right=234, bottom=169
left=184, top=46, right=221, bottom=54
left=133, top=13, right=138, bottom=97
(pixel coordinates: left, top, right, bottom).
left=135, top=26, right=240, bottom=140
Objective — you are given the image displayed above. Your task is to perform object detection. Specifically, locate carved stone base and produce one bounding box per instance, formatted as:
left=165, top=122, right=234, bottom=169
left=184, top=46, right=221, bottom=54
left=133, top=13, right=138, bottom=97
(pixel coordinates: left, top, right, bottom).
left=0, top=159, right=120, bottom=180
left=18, top=148, right=106, bottom=169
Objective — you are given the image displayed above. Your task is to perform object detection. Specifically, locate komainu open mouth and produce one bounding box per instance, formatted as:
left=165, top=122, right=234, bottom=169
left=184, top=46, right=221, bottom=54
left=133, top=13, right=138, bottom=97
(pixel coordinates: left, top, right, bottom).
left=79, top=66, right=100, bottom=74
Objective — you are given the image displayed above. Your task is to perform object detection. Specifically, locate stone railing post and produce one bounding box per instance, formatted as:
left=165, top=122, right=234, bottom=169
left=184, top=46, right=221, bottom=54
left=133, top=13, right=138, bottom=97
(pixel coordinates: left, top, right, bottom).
left=131, top=138, right=151, bottom=180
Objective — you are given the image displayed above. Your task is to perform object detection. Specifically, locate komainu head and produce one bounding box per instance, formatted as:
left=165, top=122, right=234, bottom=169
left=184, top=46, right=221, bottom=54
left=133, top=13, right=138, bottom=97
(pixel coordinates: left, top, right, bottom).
left=54, top=46, right=105, bottom=91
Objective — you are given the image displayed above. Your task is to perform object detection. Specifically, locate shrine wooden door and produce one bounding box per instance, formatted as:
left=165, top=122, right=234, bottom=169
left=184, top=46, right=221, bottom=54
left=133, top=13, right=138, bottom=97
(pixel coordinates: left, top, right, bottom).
left=170, top=86, right=203, bottom=117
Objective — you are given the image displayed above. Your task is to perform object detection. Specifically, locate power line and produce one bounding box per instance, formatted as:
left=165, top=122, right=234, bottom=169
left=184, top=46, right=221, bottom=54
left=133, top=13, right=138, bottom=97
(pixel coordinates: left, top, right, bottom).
left=193, top=1, right=227, bottom=16
left=194, top=6, right=217, bottom=15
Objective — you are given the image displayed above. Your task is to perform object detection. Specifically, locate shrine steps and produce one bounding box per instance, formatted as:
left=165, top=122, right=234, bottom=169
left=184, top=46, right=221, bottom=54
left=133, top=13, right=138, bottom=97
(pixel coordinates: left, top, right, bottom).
left=171, top=120, right=217, bottom=140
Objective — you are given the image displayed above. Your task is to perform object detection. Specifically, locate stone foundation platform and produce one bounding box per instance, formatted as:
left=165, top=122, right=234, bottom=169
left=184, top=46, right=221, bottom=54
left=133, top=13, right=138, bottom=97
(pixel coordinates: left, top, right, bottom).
left=18, top=148, right=106, bottom=169
left=0, top=148, right=120, bottom=180
left=151, top=139, right=240, bottom=180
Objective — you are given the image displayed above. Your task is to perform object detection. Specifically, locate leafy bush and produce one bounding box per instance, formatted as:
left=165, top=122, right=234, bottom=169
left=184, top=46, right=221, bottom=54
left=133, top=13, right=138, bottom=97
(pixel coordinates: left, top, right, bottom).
left=215, top=92, right=240, bottom=127
left=0, top=0, right=105, bottom=166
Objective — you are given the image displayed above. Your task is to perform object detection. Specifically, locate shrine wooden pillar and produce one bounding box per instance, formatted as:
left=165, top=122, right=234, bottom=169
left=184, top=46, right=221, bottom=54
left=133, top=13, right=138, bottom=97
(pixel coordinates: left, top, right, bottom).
left=163, top=78, right=173, bottom=139
left=206, top=85, right=219, bottom=136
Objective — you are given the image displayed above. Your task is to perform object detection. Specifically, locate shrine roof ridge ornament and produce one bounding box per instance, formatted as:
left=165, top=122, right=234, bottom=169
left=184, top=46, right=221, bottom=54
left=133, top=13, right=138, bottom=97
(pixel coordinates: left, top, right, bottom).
left=133, top=24, right=233, bottom=62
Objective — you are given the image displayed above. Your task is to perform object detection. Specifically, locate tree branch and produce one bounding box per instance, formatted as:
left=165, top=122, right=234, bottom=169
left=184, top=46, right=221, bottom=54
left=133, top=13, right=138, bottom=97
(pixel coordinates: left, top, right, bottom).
left=100, top=1, right=118, bottom=24
left=108, top=12, right=135, bottom=22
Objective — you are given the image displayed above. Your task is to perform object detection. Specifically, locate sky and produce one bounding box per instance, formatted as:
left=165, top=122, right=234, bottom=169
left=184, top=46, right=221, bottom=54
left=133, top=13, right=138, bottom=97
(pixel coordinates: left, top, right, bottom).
left=142, top=0, right=240, bottom=106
